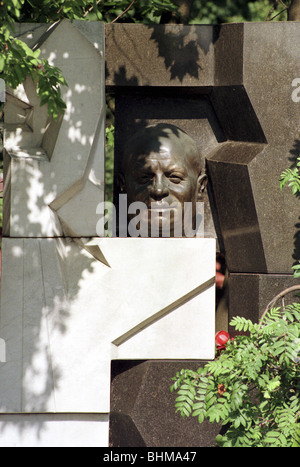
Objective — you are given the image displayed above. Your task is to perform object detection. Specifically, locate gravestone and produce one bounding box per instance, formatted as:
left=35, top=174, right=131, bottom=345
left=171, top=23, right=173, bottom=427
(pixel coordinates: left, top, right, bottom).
left=0, top=21, right=216, bottom=447
left=106, top=21, right=300, bottom=445
left=0, top=20, right=109, bottom=447
left=1, top=20, right=299, bottom=448
left=106, top=21, right=300, bottom=320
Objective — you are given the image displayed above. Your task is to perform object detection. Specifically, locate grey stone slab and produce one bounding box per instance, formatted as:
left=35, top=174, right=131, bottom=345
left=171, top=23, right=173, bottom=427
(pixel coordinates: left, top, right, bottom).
left=214, top=23, right=244, bottom=86
left=210, top=23, right=300, bottom=273
left=207, top=142, right=268, bottom=274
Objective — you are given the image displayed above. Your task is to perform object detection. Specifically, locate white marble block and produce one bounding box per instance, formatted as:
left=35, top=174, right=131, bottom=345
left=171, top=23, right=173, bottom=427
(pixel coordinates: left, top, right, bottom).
left=0, top=237, right=215, bottom=418
left=0, top=414, right=109, bottom=448
left=3, top=20, right=105, bottom=238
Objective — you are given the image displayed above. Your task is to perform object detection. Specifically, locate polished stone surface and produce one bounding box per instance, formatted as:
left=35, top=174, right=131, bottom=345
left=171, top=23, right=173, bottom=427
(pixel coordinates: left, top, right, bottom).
left=106, top=22, right=300, bottom=274
left=113, top=91, right=223, bottom=240
left=110, top=360, right=222, bottom=447
left=228, top=273, right=300, bottom=334
left=209, top=23, right=300, bottom=274
left=106, top=24, right=215, bottom=88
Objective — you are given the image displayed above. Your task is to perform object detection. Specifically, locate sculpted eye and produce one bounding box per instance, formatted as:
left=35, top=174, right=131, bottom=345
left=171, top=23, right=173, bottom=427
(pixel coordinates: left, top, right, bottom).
left=168, top=173, right=184, bottom=184
left=138, top=173, right=152, bottom=184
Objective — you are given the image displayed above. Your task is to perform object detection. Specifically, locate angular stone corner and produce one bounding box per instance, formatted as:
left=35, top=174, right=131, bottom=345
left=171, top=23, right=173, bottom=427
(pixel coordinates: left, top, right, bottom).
left=210, top=23, right=300, bottom=274
left=0, top=237, right=215, bottom=415
left=106, top=22, right=300, bottom=274
left=3, top=20, right=105, bottom=238
left=110, top=361, right=222, bottom=447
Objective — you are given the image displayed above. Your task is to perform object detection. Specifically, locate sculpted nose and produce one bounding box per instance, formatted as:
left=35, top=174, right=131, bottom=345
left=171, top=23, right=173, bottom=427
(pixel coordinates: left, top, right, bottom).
left=150, top=175, right=169, bottom=200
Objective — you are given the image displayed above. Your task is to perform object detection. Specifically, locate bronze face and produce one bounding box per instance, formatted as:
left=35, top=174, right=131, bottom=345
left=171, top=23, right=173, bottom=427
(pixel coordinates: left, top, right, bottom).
left=119, top=124, right=206, bottom=237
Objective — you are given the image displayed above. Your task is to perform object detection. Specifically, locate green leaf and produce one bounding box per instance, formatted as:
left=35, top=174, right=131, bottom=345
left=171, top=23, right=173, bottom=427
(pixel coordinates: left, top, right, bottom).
left=0, top=55, right=5, bottom=73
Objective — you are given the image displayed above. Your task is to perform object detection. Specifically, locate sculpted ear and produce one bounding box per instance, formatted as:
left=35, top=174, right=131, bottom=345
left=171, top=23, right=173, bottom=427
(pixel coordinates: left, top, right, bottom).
left=197, top=173, right=208, bottom=201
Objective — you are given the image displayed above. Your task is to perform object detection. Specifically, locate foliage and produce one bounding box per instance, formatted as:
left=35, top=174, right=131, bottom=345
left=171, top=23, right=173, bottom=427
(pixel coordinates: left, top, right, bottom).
left=171, top=305, right=300, bottom=447
left=0, top=0, right=289, bottom=119
left=95, top=0, right=179, bottom=24
left=0, top=0, right=68, bottom=119
left=280, top=155, right=300, bottom=277
left=0, top=0, right=181, bottom=119
left=17, top=0, right=178, bottom=24
left=280, top=156, right=300, bottom=196
left=190, top=0, right=288, bottom=24
left=293, top=264, right=300, bottom=279
left=18, top=0, right=103, bottom=22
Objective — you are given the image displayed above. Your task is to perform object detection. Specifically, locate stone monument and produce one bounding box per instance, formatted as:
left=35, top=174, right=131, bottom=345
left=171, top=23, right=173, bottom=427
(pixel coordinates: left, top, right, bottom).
left=106, top=21, right=300, bottom=445
left=118, top=123, right=208, bottom=238
left=1, top=19, right=299, bottom=448
left=106, top=21, right=300, bottom=328
left=0, top=21, right=216, bottom=447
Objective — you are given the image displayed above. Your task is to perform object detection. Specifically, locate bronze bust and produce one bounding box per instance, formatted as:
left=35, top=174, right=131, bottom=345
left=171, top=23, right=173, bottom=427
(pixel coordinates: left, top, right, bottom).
left=118, top=123, right=207, bottom=237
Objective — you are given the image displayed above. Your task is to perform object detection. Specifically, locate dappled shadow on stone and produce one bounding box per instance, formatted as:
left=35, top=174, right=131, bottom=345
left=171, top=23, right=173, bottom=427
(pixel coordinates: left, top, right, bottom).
left=0, top=20, right=105, bottom=444
left=105, top=23, right=220, bottom=87
left=148, top=25, right=219, bottom=83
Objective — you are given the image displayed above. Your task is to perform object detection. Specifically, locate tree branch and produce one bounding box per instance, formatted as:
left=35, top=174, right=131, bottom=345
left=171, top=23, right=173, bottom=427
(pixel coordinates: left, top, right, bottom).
left=83, top=0, right=103, bottom=18
left=111, top=0, right=137, bottom=24
left=266, top=0, right=278, bottom=21
left=260, top=285, right=300, bottom=325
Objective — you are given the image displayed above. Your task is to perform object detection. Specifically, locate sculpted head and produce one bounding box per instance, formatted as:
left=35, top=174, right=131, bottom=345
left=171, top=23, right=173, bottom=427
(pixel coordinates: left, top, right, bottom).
left=119, top=123, right=207, bottom=237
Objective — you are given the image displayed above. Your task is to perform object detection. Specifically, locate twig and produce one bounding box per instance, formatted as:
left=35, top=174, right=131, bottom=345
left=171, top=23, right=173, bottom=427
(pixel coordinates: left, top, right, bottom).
left=269, top=7, right=288, bottom=20
left=111, top=0, right=137, bottom=24
left=279, top=0, right=288, bottom=7
left=259, top=285, right=300, bottom=326
left=266, top=0, right=278, bottom=20
left=83, top=0, right=103, bottom=18
left=266, top=0, right=289, bottom=20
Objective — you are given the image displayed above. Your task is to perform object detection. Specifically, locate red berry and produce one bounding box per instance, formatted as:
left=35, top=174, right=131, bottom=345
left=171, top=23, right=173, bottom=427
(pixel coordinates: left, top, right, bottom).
left=215, top=331, right=230, bottom=351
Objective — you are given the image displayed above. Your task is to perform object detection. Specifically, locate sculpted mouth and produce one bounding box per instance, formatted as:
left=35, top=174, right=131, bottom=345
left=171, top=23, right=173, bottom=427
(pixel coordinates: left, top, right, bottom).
left=149, top=203, right=172, bottom=211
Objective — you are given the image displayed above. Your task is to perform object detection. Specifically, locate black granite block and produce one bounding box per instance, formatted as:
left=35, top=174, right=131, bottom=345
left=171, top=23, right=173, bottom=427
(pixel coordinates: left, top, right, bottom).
left=110, top=360, right=222, bottom=448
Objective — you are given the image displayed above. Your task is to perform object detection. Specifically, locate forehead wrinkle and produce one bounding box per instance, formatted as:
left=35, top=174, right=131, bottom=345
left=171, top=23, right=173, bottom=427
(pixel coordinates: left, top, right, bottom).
left=122, top=126, right=202, bottom=175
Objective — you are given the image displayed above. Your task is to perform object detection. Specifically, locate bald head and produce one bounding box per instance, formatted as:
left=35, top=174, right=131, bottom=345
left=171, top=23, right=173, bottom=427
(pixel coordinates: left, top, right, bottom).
left=122, top=123, right=203, bottom=176
left=119, top=123, right=207, bottom=237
